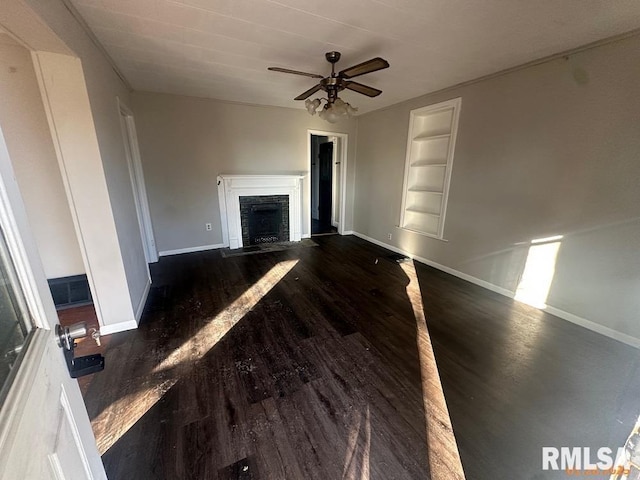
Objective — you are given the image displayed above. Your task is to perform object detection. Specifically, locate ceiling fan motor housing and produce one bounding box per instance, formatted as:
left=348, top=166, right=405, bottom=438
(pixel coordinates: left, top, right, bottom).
left=320, top=77, right=344, bottom=103
left=325, top=51, right=341, bottom=64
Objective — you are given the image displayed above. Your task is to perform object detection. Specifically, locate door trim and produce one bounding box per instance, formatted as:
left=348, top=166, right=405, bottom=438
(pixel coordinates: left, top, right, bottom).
left=329, top=136, right=339, bottom=228
left=118, top=98, right=158, bottom=264
left=307, top=130, right=348, bottom=236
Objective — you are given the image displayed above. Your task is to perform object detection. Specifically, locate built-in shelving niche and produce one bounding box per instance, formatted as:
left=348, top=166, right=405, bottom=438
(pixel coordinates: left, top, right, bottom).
left=400, top=98, right=461, bottom=239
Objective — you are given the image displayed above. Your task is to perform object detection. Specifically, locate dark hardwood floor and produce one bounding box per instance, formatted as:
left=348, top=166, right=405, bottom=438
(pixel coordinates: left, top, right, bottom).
left=311, top=218, right=337, bottom=235
left=78, top=235, right=639, bottom=480
left=417, top=262, right=640, bottom=480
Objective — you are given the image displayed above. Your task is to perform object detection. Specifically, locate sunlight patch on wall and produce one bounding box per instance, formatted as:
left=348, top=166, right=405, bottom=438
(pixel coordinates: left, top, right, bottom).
left=92, top=258, right=299, bottom=455
left=515, top=235, right=563, bottom=309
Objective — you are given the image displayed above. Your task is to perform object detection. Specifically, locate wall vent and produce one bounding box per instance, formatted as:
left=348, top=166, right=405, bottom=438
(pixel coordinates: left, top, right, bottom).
left=48, top=274, right=92, bottom=310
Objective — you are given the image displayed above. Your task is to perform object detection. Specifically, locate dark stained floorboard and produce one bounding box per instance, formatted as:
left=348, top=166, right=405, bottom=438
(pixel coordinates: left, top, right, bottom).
left=76, top=235, right=640, bottom=480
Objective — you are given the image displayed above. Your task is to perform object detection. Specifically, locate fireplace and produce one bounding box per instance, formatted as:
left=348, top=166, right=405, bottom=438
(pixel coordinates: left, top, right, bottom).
left=240, top=195, right=289, bottom=245
left=217, top=174, right=304, bottom=249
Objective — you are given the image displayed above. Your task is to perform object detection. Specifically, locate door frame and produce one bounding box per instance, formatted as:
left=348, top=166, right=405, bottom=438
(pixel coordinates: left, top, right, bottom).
left=117, top=98, right=158, bottom=264
left=307, top=130, right=348, bottom=236
left=329, top=137, right=339, bottom=228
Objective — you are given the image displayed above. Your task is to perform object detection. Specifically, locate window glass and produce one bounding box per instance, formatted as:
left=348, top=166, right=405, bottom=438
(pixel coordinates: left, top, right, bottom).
left=0, top=225, right=33, bottom=403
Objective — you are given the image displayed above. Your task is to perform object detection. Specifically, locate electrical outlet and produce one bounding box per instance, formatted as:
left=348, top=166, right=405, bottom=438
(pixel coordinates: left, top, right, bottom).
left=388, top=233, right=392, bottom=240
left=205, top=223, right=212, bottom=231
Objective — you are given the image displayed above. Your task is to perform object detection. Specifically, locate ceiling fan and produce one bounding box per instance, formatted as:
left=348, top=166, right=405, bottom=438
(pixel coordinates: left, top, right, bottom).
left=268, top=51, right=389, bottom=122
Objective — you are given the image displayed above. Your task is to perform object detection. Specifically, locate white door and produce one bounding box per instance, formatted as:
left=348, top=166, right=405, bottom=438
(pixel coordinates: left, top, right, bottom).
left=0, top=128, right=106, bottom=479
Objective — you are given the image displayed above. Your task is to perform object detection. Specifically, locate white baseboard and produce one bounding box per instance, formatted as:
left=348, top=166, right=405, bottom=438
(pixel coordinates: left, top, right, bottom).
left=135, top=277, right=151, bottom=322
left=342, top=230, right=355, bottom=235
left=544, top=305, right=640, bottom=349
left=98, top=278, right=150, bottom=336
left=100, top=319, right=138, bottom=335
left=301, top=233, right=311, bottom=239
left=352, top=231, right=640, bottom=349
left=158, top=243, right=226, bottom=257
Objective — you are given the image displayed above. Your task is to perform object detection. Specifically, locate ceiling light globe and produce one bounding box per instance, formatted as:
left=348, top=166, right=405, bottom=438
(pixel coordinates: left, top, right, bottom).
left=325, top=108, right=340, bottom=123
left=305, top=98, right=321, bottom=115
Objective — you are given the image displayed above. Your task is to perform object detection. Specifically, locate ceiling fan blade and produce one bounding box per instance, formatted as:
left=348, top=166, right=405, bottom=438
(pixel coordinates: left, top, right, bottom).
left=345, top=81, right=382, bottom=97
left=339, top=57, right=389, bottom=79
left=294, top=84, right=323, bottom=101
left=268, top=67, right=324, bottom=79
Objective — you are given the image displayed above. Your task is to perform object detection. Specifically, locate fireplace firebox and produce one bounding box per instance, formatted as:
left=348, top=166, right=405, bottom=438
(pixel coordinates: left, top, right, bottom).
left=239, top=195, right=289, bottom=245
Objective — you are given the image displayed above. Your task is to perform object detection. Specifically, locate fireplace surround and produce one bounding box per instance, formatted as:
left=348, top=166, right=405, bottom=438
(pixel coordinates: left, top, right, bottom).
left=217, top=174, right=304, bottom=249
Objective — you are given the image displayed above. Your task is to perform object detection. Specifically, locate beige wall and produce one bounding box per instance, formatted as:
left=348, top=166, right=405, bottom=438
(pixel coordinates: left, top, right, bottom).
left=354, top=35, right=640, bottom=343
left=0, top=34, right=84, bottom=278
left=24, top=0, right=150, bottom=319
left=131, top=92, right=358, bottom=253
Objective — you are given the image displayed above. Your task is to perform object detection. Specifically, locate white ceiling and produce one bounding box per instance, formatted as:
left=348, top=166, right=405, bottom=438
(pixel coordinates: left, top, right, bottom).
left=70, top=0, right=640, bottom=114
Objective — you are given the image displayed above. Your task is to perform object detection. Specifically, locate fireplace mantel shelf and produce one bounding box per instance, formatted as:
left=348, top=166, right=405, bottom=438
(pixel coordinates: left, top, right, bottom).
left=219, top=174, right=305, bottom=179
left=217, top=174, right=305, bottom=249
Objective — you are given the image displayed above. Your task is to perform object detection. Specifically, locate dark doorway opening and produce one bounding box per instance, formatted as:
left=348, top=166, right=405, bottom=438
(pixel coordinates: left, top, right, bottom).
left=311, top=135, right=337, bottom=235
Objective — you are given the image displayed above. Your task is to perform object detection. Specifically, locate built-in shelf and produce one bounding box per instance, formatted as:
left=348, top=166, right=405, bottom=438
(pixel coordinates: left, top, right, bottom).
left=412, top=133, right=451, bottom=142
left=405, top=207, right=440, bottom=216
left=400, top=98, right=462, bottom=239
left=407, top=187, right=443, bottom=194
left=410, top=160, right=447, bottom=167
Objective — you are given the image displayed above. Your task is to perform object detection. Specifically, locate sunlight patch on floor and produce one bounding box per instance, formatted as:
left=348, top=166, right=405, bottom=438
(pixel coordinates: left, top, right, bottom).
left=154, top=258, right=299, bottom=373
left=92, top=376, right=178, bottom=455
left=399, top=260, right=466, bottom=480
left=342, top=405, right=371, bottom=480
left=92, top=258, right=298, bottom=455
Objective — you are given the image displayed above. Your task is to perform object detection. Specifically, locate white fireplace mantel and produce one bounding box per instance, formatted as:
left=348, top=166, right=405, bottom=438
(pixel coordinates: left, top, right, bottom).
left=217, top=174, right=305, bottom=249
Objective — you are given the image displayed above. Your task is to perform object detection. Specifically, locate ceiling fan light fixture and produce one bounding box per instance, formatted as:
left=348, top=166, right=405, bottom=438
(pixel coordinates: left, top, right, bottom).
left=268, top=51, right=388, bottom=123
left=305, top=98, right=321, bottom=115
left=313, top=96, right=357, bottom=123
left=332, top=98, right=347, bottom=114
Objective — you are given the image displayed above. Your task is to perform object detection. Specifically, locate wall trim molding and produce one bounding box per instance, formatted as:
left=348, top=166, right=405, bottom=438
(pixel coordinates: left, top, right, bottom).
left=59, top=0, right=132, bottom=90
left=543, top=305, right=640, bottom=349
left=158, top=243, right=226, bottom=257
left=351, top=231, right=640, bottom=349
left=100, top=319, right=138, bottom=335
left=134, top=277, right=151, bottom=322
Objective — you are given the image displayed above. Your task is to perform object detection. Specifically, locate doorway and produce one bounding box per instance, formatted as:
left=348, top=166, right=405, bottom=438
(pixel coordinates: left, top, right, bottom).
left=309, top=131, right=347, bottom=236
left=311, top=135, right=334, bottom=235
